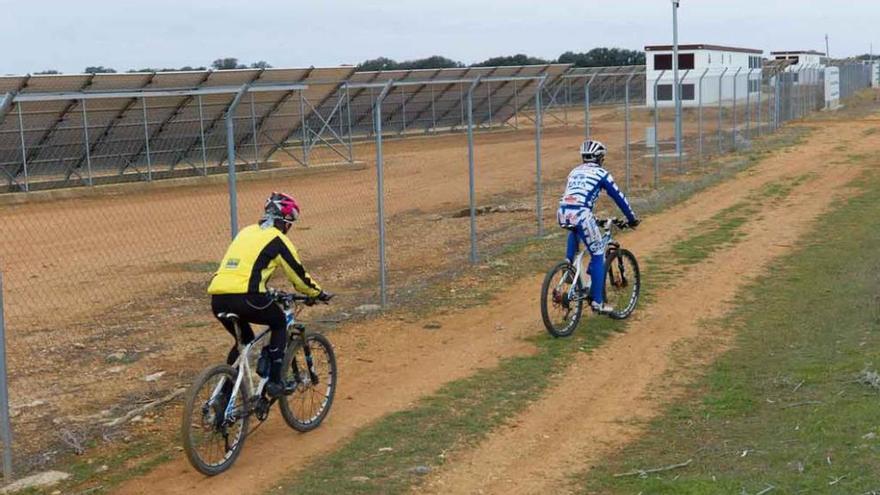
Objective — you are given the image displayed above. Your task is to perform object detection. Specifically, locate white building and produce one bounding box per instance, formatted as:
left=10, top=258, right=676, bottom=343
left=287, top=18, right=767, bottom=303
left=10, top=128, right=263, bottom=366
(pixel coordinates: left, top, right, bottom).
left=771, top=51, right=827, bottom=85
left=645, top=44, right=763, bottom=107
left=771, top=50, right=828, bottom=69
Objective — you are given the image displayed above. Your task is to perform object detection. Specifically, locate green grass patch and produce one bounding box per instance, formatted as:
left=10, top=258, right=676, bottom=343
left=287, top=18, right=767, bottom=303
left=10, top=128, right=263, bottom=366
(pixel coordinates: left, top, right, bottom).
left=667, top=202, right=756, bottom=267
left=579, top=168, right=880, bottom=494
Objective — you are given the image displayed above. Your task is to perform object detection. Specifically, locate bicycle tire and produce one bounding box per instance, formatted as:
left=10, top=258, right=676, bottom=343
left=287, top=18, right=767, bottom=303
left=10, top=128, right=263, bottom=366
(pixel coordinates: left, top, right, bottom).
left=540, top=261, right=584, bottom=338
left=181, top=364, right=250, bottom=476
left=279, top=332, right=337, bottom=432
left=605, top=249, right=641, bottom=320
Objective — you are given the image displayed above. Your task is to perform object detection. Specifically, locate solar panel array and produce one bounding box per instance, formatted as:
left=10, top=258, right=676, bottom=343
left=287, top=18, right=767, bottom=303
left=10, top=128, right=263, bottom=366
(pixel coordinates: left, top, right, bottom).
left=330, top=64, right=571, bottom=137
left=0, top=64, right=574, bottom=192
left=0, top=67, right=355, bottom=191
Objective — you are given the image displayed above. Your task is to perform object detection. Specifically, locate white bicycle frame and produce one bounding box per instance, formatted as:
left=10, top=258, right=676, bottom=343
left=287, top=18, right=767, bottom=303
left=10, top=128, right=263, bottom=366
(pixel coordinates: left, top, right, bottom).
left=210, top=304, right=297, bottom=421
left=565, top=225, right=614, bottom=302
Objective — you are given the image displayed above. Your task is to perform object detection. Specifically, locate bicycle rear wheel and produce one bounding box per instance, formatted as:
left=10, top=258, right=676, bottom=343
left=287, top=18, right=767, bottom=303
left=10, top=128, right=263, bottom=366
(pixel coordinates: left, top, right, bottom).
left=605, top=249, right=640, bottom=320
left=279, top=333, right=337, bottom=432
left=540, top=261, right=584, bottom=338
left=181, top=364, right=250, bottom=476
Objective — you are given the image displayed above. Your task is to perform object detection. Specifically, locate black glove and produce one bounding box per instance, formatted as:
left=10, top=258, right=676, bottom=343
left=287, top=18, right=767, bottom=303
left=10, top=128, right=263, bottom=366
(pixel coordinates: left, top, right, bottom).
left=317, top=290, right=334, bottom=302
left=628, top=218, right=641, bottom=229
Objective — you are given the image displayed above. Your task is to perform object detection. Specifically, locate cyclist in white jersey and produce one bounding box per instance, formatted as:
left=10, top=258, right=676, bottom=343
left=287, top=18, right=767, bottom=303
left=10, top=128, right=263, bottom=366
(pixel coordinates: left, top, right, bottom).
left=556, top=140, right=640, bottom=314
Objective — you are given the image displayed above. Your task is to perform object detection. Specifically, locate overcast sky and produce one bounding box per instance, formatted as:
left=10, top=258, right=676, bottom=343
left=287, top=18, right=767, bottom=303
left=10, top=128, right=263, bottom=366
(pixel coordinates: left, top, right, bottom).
left=1, top=0, right=877, bottom=75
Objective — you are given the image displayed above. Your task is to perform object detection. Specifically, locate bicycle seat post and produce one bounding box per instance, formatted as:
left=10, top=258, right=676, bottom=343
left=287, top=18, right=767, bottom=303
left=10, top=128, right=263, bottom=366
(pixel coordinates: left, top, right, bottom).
left=233, top=321, right=244, bottom=357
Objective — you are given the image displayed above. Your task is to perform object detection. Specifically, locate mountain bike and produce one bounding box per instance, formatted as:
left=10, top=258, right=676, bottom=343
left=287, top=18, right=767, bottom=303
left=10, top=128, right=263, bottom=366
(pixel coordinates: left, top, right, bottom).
left=181, top=289, right=337, bottom=476
left=540, top=217, right=640, bottom=338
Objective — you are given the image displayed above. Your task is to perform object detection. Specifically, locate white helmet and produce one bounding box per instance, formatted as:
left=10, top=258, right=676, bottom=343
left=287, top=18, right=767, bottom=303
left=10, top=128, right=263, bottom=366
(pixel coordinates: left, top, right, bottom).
left=580, top=140, right=607, bottom=165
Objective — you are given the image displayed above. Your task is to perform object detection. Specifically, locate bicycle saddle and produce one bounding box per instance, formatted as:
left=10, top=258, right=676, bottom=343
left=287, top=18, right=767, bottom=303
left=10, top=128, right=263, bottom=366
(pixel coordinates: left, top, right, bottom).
left=216, top=312, right=240, bottom=322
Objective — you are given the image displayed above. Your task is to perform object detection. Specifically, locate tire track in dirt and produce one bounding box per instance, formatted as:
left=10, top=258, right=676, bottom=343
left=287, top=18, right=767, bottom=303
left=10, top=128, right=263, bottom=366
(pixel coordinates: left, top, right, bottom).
left=417, top=123, right=878, bottom=494
left=111, top=123, right=863, bottom=495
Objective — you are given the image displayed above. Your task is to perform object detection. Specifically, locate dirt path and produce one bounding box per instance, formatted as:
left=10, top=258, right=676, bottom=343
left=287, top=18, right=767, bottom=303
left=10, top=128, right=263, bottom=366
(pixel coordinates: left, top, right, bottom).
left=105, top=117, right=880, bottom=495
left=417, top=122, right=878, bottom=494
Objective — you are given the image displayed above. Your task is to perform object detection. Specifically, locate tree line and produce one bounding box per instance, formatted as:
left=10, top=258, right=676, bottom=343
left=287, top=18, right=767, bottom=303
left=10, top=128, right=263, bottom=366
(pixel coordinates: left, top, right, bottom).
left=34, top=58, right=273, bottom=75
left=34, top=48, right=645, bottom=75
left=356, top=48, right=645, bottom=71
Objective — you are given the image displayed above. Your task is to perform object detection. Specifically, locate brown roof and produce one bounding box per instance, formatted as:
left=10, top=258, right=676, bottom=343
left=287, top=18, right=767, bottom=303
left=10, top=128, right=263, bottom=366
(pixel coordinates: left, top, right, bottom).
left=644, top=44, right=762, bottom=54
left=770, top=50, right=826, bottom=56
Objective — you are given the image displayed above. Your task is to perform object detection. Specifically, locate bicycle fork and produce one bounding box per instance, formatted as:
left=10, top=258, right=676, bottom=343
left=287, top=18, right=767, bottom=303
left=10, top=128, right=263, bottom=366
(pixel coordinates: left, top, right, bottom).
left=291, top=339, right=320, bottom=386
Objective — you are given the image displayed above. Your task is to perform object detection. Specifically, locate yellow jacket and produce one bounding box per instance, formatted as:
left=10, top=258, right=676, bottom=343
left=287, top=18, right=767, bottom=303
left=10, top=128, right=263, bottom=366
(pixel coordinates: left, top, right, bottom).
left=207, top=224, right=322, bottom=296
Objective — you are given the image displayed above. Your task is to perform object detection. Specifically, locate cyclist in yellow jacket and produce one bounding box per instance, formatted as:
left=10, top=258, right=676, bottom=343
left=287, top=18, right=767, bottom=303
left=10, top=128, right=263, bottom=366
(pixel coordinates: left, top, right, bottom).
left=208, top=192, right=332, bottom=397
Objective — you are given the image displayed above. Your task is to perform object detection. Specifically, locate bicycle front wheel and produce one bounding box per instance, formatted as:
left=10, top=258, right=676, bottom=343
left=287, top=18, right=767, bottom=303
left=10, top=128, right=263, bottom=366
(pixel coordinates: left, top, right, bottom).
left=279, top=332, right=337, bottom=432
left=540, top=261, right=584, bottom=338
left=605, top=248, right=641, bottom=320
left=181, top=364, right=250, bottom=476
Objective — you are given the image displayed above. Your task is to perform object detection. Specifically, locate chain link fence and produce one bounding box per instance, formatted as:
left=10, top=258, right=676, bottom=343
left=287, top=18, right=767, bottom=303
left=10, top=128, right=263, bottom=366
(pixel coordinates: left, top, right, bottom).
left=0, top=61, right=874, bottom=477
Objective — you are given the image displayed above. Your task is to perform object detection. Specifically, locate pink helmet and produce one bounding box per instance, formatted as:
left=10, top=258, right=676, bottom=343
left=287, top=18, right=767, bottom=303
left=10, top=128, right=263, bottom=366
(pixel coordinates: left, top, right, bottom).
left=264, top=192, right=300, bottom=224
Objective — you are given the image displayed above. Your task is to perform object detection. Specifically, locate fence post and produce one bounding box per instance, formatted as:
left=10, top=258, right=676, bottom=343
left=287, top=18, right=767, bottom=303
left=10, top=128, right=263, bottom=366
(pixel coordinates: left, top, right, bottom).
left=374, top=80, right=393, bottom=307
left=486, top=81, right=493, bottom=127
left=756, top=71, right=763, bottom=136
left=803, top=66, right=809, bottom=117
left=466, top=76, right=482, bottom=263
left=535, top=77, right=546, bottom=236
left=676, top=69, right=690, bottom=172
left=624, top=72, right=636, bottom=192
left=774, top=72, right=781, bottom=129
left=652, top=70, right=665, bottom=189
left=732, top=67, right=741, bottom=151
left=225, top=84, right=249, bottom=238
left=0, top=273, right=14, bottom=480
left=512, top=80, right=519, bottom=129
left=585, top=74, right=597, bottom=140
left=718, top=67, right=728, bottom=154
left=697, top=68, right=709, bottom=164
left=562, top=78, right=569, bottom=124
left=746, top=69, right=753, bottom=140
left=80, top=99, right=93, bottom=186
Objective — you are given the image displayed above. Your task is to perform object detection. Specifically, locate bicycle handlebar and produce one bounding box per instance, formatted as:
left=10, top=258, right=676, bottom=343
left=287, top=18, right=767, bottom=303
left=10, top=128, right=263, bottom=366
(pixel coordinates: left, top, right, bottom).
left=266, top=288, right=329, bottom=306
left=597, top=217, right=631, bottom=230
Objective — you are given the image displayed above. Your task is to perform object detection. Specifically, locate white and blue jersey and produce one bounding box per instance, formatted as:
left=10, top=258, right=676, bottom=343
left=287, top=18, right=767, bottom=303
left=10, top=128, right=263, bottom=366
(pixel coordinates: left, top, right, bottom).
left=556, top=164, right=636, bottom=224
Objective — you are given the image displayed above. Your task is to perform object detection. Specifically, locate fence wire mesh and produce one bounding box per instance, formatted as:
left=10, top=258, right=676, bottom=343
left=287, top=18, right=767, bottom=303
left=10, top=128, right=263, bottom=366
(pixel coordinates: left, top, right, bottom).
left=0, top=61, right=875, bottom=475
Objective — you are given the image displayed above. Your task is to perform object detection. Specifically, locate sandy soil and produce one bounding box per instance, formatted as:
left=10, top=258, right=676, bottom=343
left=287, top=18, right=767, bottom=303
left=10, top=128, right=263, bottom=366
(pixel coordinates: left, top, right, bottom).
left=106, top=107, right=880, bottom=494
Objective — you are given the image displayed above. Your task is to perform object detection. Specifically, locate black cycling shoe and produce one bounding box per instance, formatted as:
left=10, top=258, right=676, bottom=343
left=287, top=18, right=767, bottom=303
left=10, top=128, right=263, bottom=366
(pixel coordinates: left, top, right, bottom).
left=266, top=380, right=297, bottom=398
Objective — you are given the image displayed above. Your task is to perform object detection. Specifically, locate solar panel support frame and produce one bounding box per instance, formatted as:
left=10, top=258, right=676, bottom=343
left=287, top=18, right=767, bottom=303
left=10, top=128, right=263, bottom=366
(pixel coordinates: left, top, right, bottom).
left=534, top=76, right=547, bottom=236
left=302, top=89, right=354, bottom=164
left=81, top=99, right=93, bottom=186
left=16, top=104, right=28, bottom=192
left=197, top=94, right=208, bottom=175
